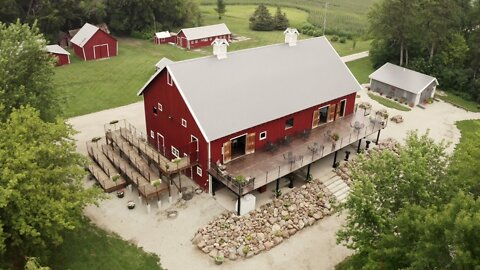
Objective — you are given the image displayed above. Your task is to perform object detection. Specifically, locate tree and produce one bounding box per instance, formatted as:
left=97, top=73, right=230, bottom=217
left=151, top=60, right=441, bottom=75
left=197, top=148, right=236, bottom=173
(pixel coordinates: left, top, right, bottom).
left=367, top=192, right=480, bottom=269
left=249, top=4, right=274, bottom=31
left=273, top=6, right=289, bottom=30
left=337, top=131, right=454, bottom=259
left=0, top=21, right=61, bottom=122
left=0, top=106, right=103, bottom=264
left=215, top=0, right=226, bottom=19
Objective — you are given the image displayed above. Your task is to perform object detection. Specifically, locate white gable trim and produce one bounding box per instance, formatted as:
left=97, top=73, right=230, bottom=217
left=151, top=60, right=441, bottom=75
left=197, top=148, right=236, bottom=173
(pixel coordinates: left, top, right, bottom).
left=324, top=40, right=363, bottom=93
left=416, top=78, right=439, bottom=94
left=167, top=66, right=210, bottom=142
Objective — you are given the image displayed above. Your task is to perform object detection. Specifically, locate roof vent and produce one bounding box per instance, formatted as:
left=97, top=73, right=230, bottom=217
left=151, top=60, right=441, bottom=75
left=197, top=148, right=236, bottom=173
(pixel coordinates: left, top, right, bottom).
left=212, top=39, right=229, bottom=59
left=284, top=28, right=300, bottom=46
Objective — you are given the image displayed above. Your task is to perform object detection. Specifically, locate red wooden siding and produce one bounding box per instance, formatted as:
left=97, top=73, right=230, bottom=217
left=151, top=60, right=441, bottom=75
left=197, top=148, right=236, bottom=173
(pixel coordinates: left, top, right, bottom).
left=143, top=69, right=210, bottom=190
left=176, top=31, right=231, bottom=49
left=154, top=36, right=176, bottom=44
left=209, top=93, right=356, bottom=165
left=73, top=30, right=117, bottom=61
left=50, top=53, right=70, bottom=66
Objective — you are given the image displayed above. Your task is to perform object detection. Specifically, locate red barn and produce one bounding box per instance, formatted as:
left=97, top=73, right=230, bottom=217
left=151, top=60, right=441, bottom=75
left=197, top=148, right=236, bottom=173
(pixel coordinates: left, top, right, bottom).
left=137, top=28, right=389, bottom=205
left=176, top=23, right=231, bottom=49
left=70, top=23, right=117, bottom=61
left=154, top=31, right=176, bottom=44
left=45, top=45, right=70, bottom=66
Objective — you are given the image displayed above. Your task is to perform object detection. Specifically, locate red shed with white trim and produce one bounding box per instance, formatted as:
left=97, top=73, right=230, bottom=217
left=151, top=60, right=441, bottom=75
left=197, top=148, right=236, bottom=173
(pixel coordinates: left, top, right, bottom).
left=45, top=45, right=70, bottom=66
left=176, top=23, right=231, bottom=49
left=154, top=31, right=176, bottom=44
left=138, top=32, right=364, bottom=194
left=70, top=23, right=118, bottom=61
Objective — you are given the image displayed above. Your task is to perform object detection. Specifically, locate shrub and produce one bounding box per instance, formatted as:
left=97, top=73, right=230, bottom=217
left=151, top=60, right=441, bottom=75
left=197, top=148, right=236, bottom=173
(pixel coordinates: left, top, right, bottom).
left=330, top=35, right=339, bottom=42
left=339, top=37, right=347, bottom=43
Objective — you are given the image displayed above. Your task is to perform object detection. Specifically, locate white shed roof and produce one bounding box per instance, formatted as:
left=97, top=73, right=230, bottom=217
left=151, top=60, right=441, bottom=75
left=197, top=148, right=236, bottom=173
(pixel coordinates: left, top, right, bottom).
left=369, top=63, right=438, bottom=94
left=139, top=36, right=361, bottom=142
left=45, top=45, right=70, bottom=55
left=155, top=57, right=173, bottom=70
left=70, top=23, right=99, bottom=47
left=155, top=31, right=172, bottom=38
left=179, top=23, right=231, bottom=41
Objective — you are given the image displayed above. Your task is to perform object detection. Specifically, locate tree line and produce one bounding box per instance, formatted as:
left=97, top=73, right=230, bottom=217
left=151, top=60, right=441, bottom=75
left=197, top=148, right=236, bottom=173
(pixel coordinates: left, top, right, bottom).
left=0, top=22, right=103, bottom=268
left=0, top=0, right=203, bottom=41
left=337, top=129, right=480, bottom=269
left=369, top=0, right=480, bottom=102
left=249, top=4, right=289, bottom=31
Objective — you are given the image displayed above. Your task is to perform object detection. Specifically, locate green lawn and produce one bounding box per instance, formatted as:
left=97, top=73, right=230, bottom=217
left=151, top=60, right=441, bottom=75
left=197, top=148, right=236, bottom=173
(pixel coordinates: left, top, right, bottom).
left=346, top=56, right=374, bottom=84
left=48, top=220, right=162, bottom=270
left=56, top=5, right=372, bottom=118
left=367, top=92, right=411, bottom=111
left=437, top=91, right=480, bottom=112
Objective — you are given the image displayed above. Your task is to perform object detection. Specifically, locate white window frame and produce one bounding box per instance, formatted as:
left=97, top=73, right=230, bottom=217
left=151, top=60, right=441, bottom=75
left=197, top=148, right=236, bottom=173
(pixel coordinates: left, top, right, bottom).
left=196, top=166, right=202, bottom=176
left=285, top=117, right=294, bottom=130
left=167, top=72, right=173, bottom=86
left=181, top=118, right=187, bottom=128
left=171, top=146, right=180, bottom=158
left=158, top=103, right=163, bottom=111
left=259, top=131, right=267, bottom=140
left=150, top=130, right=154, bottom=138
left=191, top=135, right=199, bottom=151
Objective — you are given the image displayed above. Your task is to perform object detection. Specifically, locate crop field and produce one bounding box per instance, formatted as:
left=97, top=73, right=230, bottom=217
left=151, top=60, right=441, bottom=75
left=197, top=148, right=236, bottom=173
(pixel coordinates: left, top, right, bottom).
left=200, top=0, right=379, bottom=36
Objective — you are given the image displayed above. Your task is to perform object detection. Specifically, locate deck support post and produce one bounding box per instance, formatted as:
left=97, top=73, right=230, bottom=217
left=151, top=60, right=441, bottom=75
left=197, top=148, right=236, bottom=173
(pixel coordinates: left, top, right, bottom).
left=366, top=140, right=371, bottom=150
left=212, top=178, right=216, bottom=196
left=237, top=195, right=241, bottom=216
left=332, top=150, right=338, bottom=168
left=169, top=196, right=172, bottom=203
left=157, top=200, right=162, bottom=208
left=357, top=138, right=362, bottom=154
left=138, top=196, right=142, bottom=205
left=344, top=150, right=351, bottom=161
left=147, top=203, right=151, bottom=214
left=275, top=179, right=280, bottom=197
left=376, top=130, right=381, bottom=145
left=289, top=175, right=294, bottom=188
left=306, top=164, right=311, bottom=181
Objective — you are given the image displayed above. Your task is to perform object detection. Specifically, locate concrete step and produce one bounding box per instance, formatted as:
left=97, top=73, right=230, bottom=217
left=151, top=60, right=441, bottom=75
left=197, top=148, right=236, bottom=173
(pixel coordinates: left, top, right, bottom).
left=337, top=191, right=349, bottom=203
left=334, top=186, right=350, bottom=199
left=326, top=179, right=345, bottom=191
left=322, top=176, right=339, bottom=187
left=330, top=182, right=349, bottom=194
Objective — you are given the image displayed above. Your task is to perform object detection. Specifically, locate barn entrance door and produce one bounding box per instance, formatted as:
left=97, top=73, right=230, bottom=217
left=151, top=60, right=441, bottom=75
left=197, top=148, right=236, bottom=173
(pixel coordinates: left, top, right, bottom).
left=157, top=133, right=165, bottom=155
left=222, top=141, right=232, bottom=163
left=94, top=44, right=109, bottom=59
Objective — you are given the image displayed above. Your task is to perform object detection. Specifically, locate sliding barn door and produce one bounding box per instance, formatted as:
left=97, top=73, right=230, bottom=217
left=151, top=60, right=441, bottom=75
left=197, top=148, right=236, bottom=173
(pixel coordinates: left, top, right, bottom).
left=223, top=141, right=232, bottom=163
left=312, top=109, right=320, bottom=128
left=246, top=133, right=256, bottom=154
left=335, top=102, right=342, bottom=119
left=328, top=104, right=337, bottom=122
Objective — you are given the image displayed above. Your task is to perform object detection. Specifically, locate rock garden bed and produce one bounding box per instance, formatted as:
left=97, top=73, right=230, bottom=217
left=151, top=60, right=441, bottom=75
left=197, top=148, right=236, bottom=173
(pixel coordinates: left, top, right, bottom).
left=192, top=180, right=334, bottom=261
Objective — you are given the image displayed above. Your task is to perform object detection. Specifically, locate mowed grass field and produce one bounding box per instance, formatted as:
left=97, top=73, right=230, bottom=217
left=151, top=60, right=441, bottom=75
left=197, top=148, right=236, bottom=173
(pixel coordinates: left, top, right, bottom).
left=56, top=5, right=372, bottom=118
left=200, top=0, right=378, bottom=36
left=48, top=220, right=163, bottom=270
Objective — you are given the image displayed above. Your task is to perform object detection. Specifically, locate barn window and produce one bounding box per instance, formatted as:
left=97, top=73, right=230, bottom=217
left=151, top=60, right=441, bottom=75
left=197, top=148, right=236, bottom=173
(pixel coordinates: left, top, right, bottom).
left=153, top=106, right=157, bottom=115
left=171, top=146, right=180, bottom=158
left=285, top=118, right=294, bottom=129
left=259, top=131, right=267, bottom=140
left=167, top=72, right=173, bottom=86
left=158, top=103, right=163, bottom=111
left=182, top=118, right=187, bottom=128
left=196, top=166, right=202, bottom=176
left=191, top=41, right=194, bottom=44
left=150, top=130, right=154, bottom=138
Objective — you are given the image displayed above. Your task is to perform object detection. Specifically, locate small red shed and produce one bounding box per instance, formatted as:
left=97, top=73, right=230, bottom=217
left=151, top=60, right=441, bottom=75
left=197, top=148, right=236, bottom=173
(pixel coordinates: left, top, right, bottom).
left=154, top=31, right=176, bottom=44
left=45, top=45, right=70, bottom=66
left=176, top=23, right=231, bottom=49
left=70, top=23, right=117, bottom=61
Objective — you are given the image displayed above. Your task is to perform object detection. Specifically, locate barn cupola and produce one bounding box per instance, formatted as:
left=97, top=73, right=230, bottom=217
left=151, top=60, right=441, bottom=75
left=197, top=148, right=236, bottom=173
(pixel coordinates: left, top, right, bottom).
left=284, top=28, right=300, bottom=46
left=212, top=38, right=229, bottom=59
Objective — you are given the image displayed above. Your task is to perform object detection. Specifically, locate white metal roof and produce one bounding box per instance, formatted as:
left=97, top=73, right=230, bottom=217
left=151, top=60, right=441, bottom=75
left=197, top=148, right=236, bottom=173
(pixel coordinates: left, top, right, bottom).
left=369, top=63, right=438, bottom=94
left=179, top=23, right=231, bottom=41
left=45, top=45, right=70, bottom=55
left=155, top=57, right=173, bottom=70
left=139, top=37, right=361, bottom=142
left=155, top=31, right=172, bottom=38
left=70, top=23, right=99, bottom=47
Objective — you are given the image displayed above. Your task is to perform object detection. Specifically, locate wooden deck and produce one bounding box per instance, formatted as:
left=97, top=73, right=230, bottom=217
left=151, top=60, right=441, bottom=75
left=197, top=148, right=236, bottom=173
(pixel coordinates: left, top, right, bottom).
left=87, top=142, right=127, bottom=192
left=209, top=111, right=386, bottom=196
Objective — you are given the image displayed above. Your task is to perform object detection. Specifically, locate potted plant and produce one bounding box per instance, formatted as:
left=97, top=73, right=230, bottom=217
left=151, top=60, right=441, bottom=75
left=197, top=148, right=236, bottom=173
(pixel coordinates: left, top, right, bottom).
left=272, top=189, right=282, bottom=198
left=214, top=255, right=224, bottom=265
left=127, top=200, right=135, bottom=209
left=235, top=175, right=246, bottom=185
left=331, top=133, right=340, bottom=142
left=116, top=189, right=125, bottom=198
left=151, top=179, right=162, bottom=187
